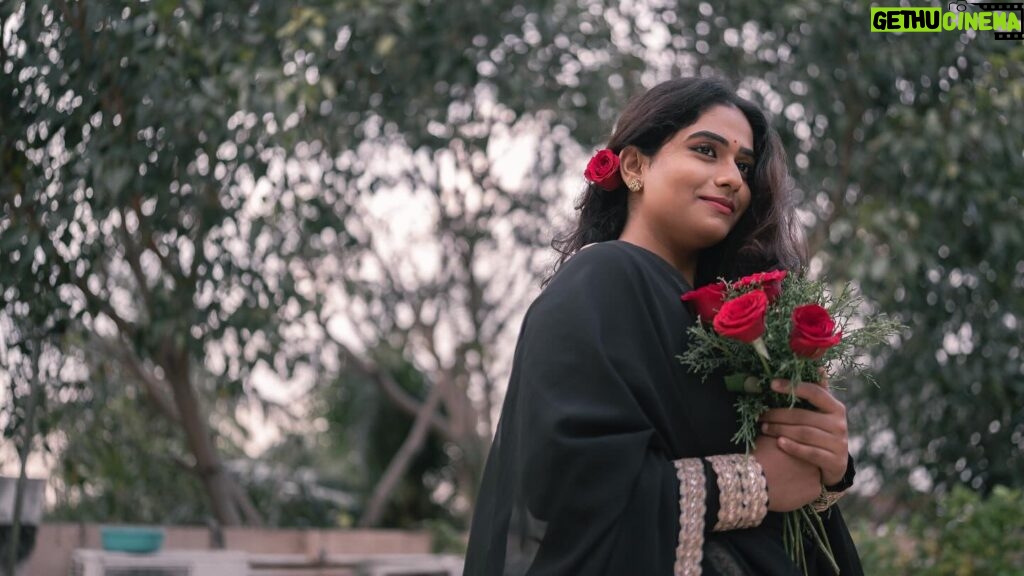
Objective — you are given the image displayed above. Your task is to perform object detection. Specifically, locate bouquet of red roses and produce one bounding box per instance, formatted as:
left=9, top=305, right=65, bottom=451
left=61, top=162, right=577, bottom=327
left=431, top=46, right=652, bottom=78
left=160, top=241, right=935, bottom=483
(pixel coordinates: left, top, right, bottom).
left=678, top=269, right=901, bottom=574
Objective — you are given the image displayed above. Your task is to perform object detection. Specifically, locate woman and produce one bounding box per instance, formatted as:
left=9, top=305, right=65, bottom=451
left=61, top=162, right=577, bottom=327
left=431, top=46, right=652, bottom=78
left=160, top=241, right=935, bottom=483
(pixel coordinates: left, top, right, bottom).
left=464, top=77, right=863, bottom=575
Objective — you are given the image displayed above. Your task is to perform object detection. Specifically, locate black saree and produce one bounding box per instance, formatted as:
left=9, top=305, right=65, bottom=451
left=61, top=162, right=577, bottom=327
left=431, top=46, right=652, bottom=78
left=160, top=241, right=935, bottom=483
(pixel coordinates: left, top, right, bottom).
left=464, top=240, right=864, bottom=576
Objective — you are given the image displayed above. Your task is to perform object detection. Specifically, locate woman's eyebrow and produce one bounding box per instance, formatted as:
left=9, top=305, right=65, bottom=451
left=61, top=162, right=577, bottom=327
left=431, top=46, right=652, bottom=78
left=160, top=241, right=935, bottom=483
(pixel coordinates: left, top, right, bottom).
left=685, top=130, right=754, bottom=158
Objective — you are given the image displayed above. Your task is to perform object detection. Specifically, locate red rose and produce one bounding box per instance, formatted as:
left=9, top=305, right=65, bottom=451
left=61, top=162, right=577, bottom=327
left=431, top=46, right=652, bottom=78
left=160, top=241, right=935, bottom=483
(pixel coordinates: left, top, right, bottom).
left=789, top=304, right=843, bottom=360
left=713, top=290, right=769, bottom=343
left=734, top=270, right=788, bottom=302
left=584, top=149, right=624, bottom=191
left=681, top=282, right=727, bottom=324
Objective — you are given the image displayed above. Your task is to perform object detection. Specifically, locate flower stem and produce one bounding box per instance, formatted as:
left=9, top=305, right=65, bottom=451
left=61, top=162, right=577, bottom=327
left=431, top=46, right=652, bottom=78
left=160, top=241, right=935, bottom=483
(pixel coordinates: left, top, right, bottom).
left=752, top=337, right=773, bottom=378
left=800, top=506, right=841, bottom=575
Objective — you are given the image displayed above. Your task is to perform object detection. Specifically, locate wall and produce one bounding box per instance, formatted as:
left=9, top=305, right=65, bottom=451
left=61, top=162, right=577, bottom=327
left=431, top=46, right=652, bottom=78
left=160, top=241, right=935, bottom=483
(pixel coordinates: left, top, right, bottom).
left=22, top=523, right=432, bottom=576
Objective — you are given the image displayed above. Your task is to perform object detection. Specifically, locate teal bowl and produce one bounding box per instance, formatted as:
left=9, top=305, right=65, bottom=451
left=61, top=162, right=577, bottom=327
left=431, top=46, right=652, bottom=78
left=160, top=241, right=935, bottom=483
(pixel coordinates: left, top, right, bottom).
left=100, top=526, right=165, bottom=553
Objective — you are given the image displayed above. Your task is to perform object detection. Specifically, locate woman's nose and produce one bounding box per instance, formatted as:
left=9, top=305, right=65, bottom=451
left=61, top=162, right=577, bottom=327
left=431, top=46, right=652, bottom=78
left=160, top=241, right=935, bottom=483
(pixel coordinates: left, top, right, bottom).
left=714, top=163, right=743, bottom=191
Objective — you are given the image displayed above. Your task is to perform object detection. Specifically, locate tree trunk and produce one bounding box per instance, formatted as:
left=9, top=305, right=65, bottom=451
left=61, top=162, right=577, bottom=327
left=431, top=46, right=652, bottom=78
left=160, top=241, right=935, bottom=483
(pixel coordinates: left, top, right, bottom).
left=460, top=430, right=489, bottom=508
left=442, top=377, right=489, bottom=510
left=6, top=344, right=40, bottom=576
left=359, top=382, right=445, bottom=527
left=164, top=348, right=242, bottom=527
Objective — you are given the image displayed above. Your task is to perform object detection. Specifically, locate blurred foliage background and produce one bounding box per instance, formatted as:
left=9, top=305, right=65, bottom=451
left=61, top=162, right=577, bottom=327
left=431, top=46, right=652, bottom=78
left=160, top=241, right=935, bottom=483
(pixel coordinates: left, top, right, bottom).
left=1, top=0, right=1022, bottom=568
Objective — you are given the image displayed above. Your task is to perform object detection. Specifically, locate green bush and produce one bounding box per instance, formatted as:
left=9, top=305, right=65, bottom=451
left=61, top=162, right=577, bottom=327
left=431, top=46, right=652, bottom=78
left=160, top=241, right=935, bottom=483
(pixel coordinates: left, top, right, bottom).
left=855, top=486, right=1024, bottom=575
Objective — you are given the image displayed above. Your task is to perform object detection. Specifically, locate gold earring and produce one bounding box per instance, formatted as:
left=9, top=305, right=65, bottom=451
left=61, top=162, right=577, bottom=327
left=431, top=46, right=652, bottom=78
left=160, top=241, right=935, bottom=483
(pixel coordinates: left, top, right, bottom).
left=627, top=178, right=643, bottom=193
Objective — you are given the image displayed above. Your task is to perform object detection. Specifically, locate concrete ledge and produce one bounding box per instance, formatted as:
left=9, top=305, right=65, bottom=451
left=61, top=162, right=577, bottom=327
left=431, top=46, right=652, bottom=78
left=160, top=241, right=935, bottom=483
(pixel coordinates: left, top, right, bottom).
left=24, top=523, right=433, bottom=576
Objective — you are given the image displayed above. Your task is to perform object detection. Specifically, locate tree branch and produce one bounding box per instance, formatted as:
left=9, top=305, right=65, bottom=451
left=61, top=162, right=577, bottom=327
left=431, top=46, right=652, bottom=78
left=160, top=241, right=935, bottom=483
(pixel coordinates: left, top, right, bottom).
left=358, top=380, right=444, bottom=527
left=96, top=338, right=180, bottom=423
left=169, top=455, right=263, bottom=525
left=53, top=0, right=90, bottom=58
left=127, top=194, right=185, bottom=286
left=144, top=234, right=183, bottom=284
left=69, top=273, right=137, bottom=339
left=334, top=227, right=459, bottom=441
left=325, top=329, right=455, bottom=441
left=185, top=183, right=218, bottom=288
left=119, top=206, right=156, bottom=315
left=229, top=475, right=264, bottom=527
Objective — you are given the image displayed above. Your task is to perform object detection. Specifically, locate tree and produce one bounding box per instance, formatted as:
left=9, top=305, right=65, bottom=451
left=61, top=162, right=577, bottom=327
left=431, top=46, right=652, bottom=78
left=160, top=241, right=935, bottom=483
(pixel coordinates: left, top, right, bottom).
left=46, top=352, right=210, bottom=525
left=2, top=0, right=645, bottom=528
left=0, top=312, right=63, bottom=576
left=0, top=0, right=349, bottom=525
left=298, top=0, right=651, bottom=525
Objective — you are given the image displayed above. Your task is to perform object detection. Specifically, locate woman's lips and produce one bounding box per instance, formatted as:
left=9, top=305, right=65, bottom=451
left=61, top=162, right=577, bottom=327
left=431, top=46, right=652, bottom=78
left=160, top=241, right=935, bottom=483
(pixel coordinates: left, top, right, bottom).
left=700, top=196, right=735, bottom=214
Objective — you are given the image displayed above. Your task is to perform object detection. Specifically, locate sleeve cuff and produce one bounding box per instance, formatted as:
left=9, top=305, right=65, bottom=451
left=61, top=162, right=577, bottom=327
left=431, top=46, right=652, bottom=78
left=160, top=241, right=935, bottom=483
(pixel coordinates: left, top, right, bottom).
left=672, top=458, right=706, bottom=575
left=705, top=454, right=768, bottom=531
left=672, top=454, right=769, bottom=574
left=824, top=453, right=856, bottom=493
left=813, top=453, right=856, bottom=512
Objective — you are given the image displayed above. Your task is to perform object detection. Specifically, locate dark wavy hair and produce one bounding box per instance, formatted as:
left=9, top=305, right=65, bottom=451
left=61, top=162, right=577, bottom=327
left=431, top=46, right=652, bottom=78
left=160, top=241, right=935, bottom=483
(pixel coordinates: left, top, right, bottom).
left=548, top=77, right=806, bottom=287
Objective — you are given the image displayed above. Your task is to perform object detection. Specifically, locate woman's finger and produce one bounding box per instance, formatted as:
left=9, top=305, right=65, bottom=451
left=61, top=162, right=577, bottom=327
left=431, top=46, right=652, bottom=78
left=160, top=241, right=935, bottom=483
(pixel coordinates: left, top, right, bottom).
left=760, top=406, right=848, bottom=437
left=760, top=422, right=841, bottom=452
left=761, top=407, right=830, bottom=429
left=775, top=436, right=833, bottom=467
left=771, top=379, right=844, bottom=415
left=775, top=436, right=847, bottom=484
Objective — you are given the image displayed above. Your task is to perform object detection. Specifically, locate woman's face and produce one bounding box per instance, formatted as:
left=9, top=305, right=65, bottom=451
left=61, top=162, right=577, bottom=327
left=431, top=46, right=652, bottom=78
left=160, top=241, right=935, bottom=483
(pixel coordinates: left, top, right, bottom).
left=632, top=104, right=755, bottom=253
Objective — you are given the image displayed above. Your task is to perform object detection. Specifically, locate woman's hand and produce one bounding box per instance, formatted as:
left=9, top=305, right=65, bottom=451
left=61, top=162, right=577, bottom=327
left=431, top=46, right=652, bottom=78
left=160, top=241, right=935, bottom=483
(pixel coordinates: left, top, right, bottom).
left=758, top=375, right=850, bottom=487
left=752, top=435, right=821, bottom=512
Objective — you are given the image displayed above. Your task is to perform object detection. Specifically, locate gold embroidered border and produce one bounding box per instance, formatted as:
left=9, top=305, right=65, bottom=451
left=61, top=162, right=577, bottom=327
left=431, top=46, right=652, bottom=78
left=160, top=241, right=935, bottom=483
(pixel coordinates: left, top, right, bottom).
left=743, top=455, right=768, bottom=523
left=707, top=454, right=768, bottom=531
left=673, top=458, right=706, bottom=576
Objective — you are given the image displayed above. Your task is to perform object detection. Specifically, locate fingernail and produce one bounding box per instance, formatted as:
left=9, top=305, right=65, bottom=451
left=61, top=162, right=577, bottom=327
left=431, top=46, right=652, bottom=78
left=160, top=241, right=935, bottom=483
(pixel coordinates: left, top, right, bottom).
left=771, top=380, right=785, bottom=391
left=761, top=423, right=769, bottom=434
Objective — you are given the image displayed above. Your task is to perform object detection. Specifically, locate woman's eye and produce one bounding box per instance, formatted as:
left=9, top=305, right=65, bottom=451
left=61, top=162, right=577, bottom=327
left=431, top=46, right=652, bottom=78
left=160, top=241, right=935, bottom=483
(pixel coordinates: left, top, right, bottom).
left=693, top=144, right=715, bottom=157
left=737, top=162, right=753, bottom=178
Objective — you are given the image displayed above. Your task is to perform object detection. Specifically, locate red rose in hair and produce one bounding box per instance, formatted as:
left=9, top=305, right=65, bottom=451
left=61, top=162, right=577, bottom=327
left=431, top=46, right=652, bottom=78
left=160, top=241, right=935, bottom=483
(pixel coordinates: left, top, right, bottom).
left=789, top=304, right=842, bottom=360
left=681, top=282, right=727, bottom=324
left=712, top=290, right=769, bottom=343
left=584, top=149, right=624, bottom=191
left=735, top=270, right=788, bottom=302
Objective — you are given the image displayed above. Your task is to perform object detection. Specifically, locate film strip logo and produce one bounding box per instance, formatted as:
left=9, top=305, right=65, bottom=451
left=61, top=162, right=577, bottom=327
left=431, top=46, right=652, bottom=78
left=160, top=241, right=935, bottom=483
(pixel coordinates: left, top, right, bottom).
left=952, top=1, right=1024, bottom=39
